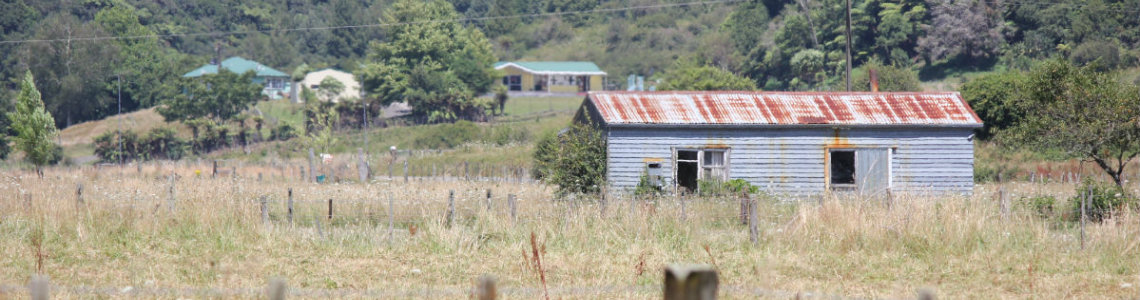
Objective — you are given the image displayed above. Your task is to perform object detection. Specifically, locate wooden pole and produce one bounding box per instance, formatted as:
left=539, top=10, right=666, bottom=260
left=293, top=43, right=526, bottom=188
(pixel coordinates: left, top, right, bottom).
left=76, top=183, right=83, bottom=210
left=358, top=148, right=369, bottom=182
left=168, top=174, right=176, bottom=213
left=308, top=148, right=317, bottom=183
left=267, top=277, right=287, bottom=300
left=388, top=192, right=394, bottom=247
left=314, top=215, right=324, bottom=239
left=748, top=199, right=759, bottom=245
left=328, top=199, right=334, bottom=220
left=663, top=265, right=718, bottom=300
left=508, top=194, right=517, bottom=225
left=260, top=196, right=269, bottom=225
left=1081, top=187, right=1087, bottom=250
left=475, top=275, right=497, bottom=300
left=404, top=160, right=409, bottom=183
left=447, top=190, right=455, bottom=227
left=287, top=188, right=294, bottom=225
left=485, top=189, right=493, bottom=212
left=30, top=274, right=49, bottom=300
left=680, top=193, right=686, bottom=222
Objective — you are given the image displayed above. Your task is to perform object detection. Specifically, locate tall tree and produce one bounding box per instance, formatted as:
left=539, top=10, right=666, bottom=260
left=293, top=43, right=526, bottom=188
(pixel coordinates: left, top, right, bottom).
left=157, top=70, right=262, bottom=123
left=1003, top=59, right=1140, bottom=187
left=8, top=71, right=60, bottom=177
left=21, top=14, right=119, bottom=128
left=917, top=0, right=1005, bottom=63
left=96, top=2, right=180, bottom=111
left=358, top=0, right=497, bottom=123
left=317, top=76, right=345, bottom=102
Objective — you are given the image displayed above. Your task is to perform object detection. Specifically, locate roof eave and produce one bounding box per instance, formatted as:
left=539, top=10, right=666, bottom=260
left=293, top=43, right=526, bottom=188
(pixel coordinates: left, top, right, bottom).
left=603, top=123, right=985, bottom=129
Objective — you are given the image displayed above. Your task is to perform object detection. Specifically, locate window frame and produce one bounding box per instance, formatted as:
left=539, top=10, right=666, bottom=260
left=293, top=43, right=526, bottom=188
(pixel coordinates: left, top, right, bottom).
left=672, top=147, right=732, bottom=192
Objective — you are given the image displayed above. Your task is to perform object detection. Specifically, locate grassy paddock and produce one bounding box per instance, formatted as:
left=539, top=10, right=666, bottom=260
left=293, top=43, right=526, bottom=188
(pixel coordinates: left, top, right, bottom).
left=0, top=165, right=1137, bottom=299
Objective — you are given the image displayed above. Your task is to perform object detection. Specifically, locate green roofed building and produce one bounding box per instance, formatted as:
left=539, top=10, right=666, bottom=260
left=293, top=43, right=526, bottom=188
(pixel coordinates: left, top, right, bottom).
left=183, top=57, right=291, bottom=100
left=494, top=61, right=607, bottom=94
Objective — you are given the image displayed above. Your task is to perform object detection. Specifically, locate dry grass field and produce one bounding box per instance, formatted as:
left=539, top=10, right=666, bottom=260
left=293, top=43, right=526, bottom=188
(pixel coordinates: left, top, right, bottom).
left=0, top=163, right=1137, bottom=299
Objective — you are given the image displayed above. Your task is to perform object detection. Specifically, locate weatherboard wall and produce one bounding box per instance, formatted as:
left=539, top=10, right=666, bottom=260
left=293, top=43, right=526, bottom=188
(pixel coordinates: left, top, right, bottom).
left=605, top=126, right=975, bottom=196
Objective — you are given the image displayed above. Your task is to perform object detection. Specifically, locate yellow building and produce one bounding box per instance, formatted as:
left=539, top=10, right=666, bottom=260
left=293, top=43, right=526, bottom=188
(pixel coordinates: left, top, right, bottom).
left=494, top=61, right=607, bottom=94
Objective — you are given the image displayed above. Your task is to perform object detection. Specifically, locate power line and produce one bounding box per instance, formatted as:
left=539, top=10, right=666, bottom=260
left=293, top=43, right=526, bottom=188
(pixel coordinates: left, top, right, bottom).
left=0, top=0, right=743, bottom=45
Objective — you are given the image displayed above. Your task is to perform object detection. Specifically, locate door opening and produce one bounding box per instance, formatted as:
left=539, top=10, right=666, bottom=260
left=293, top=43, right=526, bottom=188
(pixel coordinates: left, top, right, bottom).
left=676, top=150, right=699, bottom=193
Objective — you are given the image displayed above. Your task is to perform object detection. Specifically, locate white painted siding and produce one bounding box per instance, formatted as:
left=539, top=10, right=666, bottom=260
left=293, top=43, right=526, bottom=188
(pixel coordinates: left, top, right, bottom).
left=606, top=127, right=975, bottom=196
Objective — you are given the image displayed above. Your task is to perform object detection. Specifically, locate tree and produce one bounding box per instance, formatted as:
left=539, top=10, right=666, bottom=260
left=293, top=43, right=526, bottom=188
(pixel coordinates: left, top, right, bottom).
left=532, top=119, right=607, bottom=196
left=21, top=14, right=119, bottom=128
left=1003, top=58, right=1140, bottom=187
left=7, top=71, right=60, bottom=177
left=917, top=0, right=1005, bottom=63
left=850, top=58, right=921, bottom=92
left=157, top=69, right=262, bottom=123
left=317, top=76, right=345, bottom=102
left=358, top=0, right=498, bottom=123
left=960, top=71, right=1025, bottom=139
left=96, top=2, right=180, bottom=111
left=658, top=59, right=757, bottom=91
left=721, top=0, right=770, bottom=55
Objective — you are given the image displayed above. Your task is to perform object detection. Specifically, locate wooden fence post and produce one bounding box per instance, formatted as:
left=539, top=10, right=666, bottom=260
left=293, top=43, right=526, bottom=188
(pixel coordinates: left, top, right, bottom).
left=315, top=215, right=324, bottom=239
left=446, top=190, right=455, bottom=227
left=663, top=265, right=718, bottom=300
left=308, top=148, right=317, bottom=183
left=1081, top=187, right=1088, bottom=250
left=267, top=277, right=287, bottom=300
left=404, top=161, right=409, bottom=183
left=168, top=174, right=176, bottom=213
left=917, top=288, right=937, bottom=300
left=76, top=183, right=84, bottom=210
left=999, top=187, right=1008, bottom=220
left=508, top=194, right=517, bottom=225
left=485, top=189, right=493, bottom=212
left=328, top=199, right=334, bottom=220
left=30, top=274, right=49, bottom=300
left=287, top=188, right=294, bottom=226
left=388, top=192, right=394, bottom=247
left=213, top=160, right=218, bottom=178
left=358, top=148, right=369, bottom=182
left=748, top=199, right=759, bottom=245
left=464, top=161, right=469, bottom=181
left=679, top=193, right=686, bottom=222
left=739, top=191, right=750, bottom=225
left=475, top=275, right=497, bottom=300
left=261, top=196, right=269, bottom=225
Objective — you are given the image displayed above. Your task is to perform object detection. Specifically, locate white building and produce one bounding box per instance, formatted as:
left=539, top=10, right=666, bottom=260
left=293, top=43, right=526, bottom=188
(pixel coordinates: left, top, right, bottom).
left=301, top=69, right=361, bottom=102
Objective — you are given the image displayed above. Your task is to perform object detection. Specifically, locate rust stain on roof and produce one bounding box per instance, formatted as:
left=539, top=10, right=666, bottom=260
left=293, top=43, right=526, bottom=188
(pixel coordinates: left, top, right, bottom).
left=587, top=91, right=984, bottom=126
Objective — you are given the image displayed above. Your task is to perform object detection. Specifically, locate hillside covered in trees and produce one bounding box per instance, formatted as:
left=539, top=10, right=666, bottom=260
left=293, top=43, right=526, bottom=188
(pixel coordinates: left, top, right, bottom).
left=1, top=0, right=1138, bottom=130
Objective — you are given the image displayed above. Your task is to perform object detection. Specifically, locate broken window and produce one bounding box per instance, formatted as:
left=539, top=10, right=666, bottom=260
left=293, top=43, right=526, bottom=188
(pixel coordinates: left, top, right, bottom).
left=675, top=148, right=730, bottom=193
left=703, top=150, right=726, bottom=181
left=830, top=150, right=856, bottom=187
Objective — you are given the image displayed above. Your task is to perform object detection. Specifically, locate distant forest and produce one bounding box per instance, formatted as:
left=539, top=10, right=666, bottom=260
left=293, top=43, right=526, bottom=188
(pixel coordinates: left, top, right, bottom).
left=1, top=0, right=1138, bottom=128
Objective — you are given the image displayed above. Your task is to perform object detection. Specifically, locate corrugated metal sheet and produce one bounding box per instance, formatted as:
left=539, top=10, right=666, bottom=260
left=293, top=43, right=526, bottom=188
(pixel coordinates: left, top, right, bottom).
left=588, top=91, right=983, bottom=127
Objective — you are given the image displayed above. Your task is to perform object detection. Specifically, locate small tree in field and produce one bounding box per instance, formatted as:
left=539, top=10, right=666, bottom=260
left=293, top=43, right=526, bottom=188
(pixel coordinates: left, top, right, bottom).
left=1003, top=58, right=1140, bottom=187
left=532, top=118, right=607, bottom=196
left=318, top=76, right=345, bottom=102
left=8, top=71, right=60, bottom=177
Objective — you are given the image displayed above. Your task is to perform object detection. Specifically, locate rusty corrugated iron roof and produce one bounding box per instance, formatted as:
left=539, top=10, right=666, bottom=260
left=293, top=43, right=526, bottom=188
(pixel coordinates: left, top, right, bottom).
left=587, top=91, right=983, bottom=127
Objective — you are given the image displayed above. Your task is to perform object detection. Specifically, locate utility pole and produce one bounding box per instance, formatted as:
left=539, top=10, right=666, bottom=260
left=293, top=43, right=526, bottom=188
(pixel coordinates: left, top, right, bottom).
left=117, top=74, right=123, bottom=166
left=845, top=0, right=852, bottom=92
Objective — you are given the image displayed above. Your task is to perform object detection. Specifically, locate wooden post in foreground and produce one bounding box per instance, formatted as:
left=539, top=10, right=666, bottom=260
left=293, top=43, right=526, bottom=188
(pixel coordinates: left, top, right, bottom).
left=916, top=288, right=937, bottom=300
left=748, top=199, right=758, bottom=245
left=328, top=199, right=334, bottom=220
left=663, top=265, right=717, bottom=300
left=507, top=194, right=517, bottom=225
left=388, top=192, right=394, bottom=247
left=446, top=190, right=455, bottom=227
left=267, top=277, right=287, bottom=300
left=287, top=188, right=294, bottom=225
left=475, top=275, right=497, bottom=300
left=260, top=196, right=269, bottom=225
left=30, top=274, right=49, bottom=300
left=76, top=183, right=84, bottom=210
left=308, top=148, right=317, bottom=183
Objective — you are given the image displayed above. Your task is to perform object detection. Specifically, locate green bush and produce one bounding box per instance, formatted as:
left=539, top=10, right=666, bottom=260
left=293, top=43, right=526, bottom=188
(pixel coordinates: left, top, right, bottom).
left=698, top=178, right=759, bottom=197
left=1071, top=40, right=1120, bottom=71
left=412, top=120, right=480, bottom=149
left=634, top=173, right=664, bottom=198
left=532, top=120, right=607, bottom=196
left=94, top=127, right=189, bottom=162
left=487, top=125, right=531, bottom=146
left=270, top=121, right=301, bottom=141
left=0, top=135, right=10, bottom=160
left=1019, top=195, right=1057, bottom=219
left=1068, top=178, right=1137, bottom=223
left=973, top=163, right=1020, bottom=183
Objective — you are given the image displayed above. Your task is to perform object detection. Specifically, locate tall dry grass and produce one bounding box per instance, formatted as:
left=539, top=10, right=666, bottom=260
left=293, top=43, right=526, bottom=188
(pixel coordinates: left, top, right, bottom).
left=0, top=164, right=1136, bottom=299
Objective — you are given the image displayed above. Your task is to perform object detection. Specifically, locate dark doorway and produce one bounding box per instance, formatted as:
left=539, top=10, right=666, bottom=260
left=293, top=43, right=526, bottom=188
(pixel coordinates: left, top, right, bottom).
left=676, top=150, right=699, bottom=193
left=830, top=150, right=855, bottom=187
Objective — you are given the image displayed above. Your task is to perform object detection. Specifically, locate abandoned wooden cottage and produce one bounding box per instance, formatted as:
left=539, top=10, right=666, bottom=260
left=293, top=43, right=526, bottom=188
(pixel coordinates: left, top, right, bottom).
left=576, top=91, right=984, bottom=196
